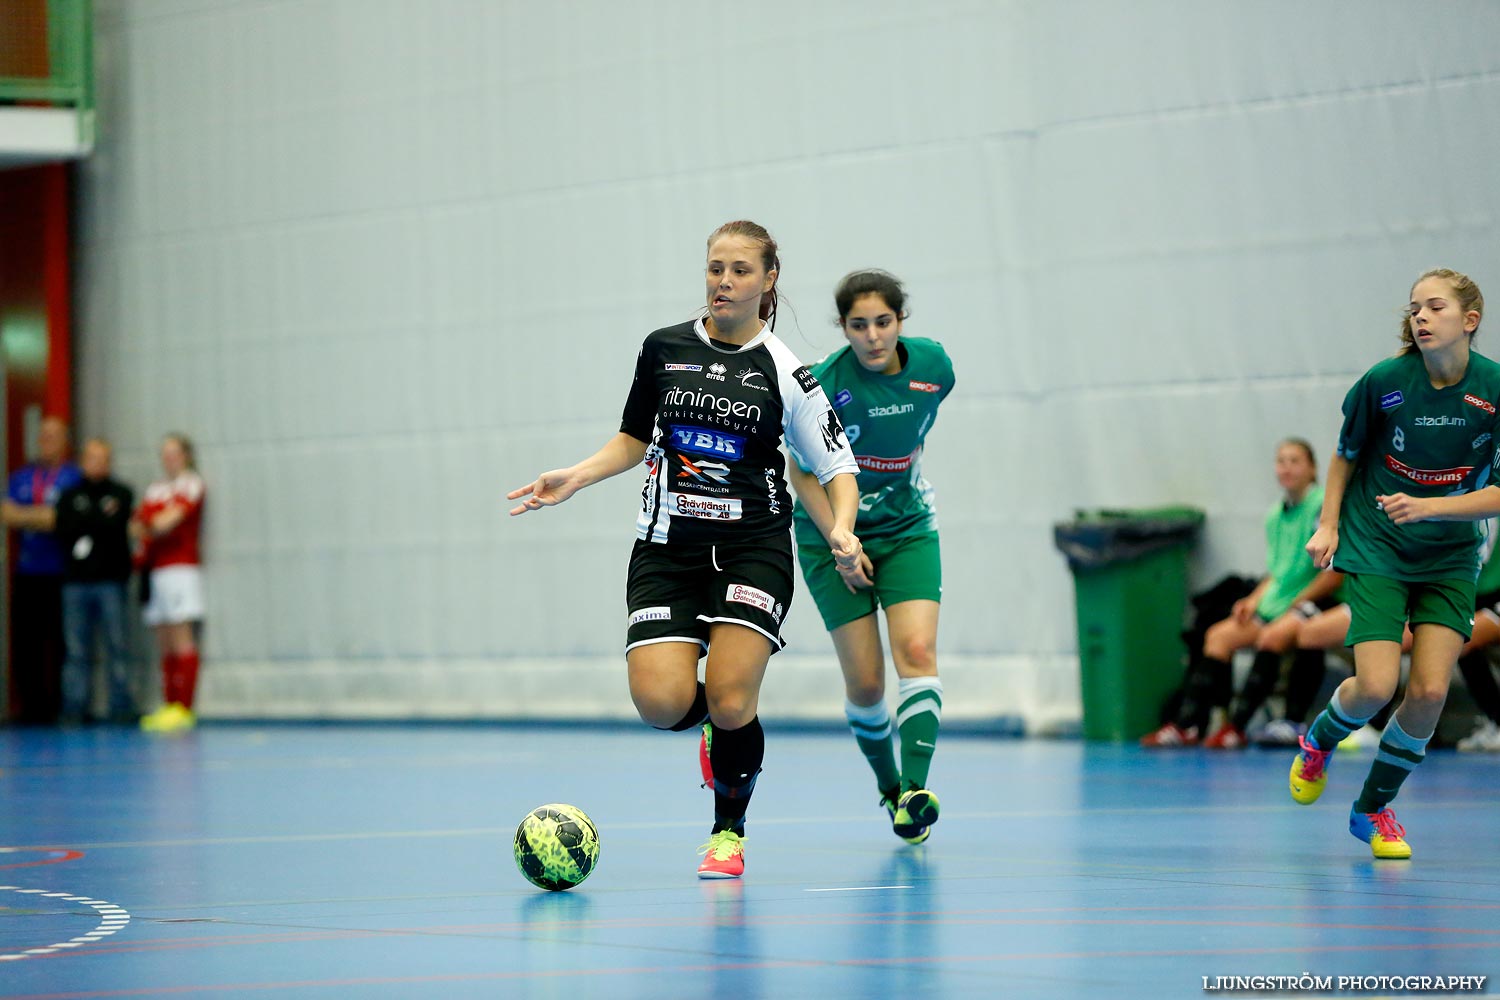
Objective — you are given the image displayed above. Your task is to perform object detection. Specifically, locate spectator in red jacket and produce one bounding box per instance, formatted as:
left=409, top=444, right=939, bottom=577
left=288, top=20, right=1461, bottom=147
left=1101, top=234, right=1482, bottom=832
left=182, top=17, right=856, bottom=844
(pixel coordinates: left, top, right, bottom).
left=132, top=433, right=206, bottom=732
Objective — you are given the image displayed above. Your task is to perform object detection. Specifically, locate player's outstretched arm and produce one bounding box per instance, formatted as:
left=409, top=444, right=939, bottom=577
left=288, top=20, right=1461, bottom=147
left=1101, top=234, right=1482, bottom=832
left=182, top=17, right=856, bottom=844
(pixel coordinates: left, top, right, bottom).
left=508, top=433, right=648, bottom=516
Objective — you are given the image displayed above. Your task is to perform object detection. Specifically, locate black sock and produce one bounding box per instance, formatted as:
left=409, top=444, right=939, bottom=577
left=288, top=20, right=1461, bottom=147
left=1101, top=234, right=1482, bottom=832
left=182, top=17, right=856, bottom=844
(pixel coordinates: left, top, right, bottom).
left=1231, top=651, right=1282, bottom=731
left=655, top=682, right=709, bottom=732
left=709, top=716, right=764, bottom=835
left=1284, top=648, right=1327, bottom=723
left=1457, top=651, right=1500, bottom=722
left=1180, top=657, right=1230, bottom=732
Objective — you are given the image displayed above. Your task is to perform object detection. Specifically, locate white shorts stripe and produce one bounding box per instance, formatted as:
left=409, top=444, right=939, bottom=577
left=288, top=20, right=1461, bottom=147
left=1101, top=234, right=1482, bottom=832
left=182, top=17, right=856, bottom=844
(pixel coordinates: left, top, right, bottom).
left=624, top=635, right=709, bottom=655
left=696, top=615, right=785, bottom=650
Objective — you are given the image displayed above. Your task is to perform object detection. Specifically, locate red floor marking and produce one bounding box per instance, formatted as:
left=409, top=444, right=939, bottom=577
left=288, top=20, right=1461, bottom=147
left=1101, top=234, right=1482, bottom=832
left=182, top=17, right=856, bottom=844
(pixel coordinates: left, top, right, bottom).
left=0, top=849, right=84, bottom=871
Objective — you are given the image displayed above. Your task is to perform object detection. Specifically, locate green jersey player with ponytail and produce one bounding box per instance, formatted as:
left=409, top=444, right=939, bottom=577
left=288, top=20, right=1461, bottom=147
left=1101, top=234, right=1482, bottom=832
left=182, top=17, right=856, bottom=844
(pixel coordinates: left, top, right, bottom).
left=788, top=270, right=954, bottom=844
left=1293, top=268, right=1500, bottom=860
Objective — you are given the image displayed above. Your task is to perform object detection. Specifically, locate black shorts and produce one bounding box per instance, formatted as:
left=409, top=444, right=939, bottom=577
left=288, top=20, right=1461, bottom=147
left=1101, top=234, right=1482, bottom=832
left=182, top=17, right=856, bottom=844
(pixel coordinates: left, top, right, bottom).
left=625, top=533, right=795, bottom=657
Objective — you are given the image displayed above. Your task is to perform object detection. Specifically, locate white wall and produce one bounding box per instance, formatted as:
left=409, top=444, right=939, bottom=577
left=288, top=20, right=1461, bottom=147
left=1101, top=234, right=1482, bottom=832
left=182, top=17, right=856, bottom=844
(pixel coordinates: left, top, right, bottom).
left=75, top=0, right=1500, bottom=725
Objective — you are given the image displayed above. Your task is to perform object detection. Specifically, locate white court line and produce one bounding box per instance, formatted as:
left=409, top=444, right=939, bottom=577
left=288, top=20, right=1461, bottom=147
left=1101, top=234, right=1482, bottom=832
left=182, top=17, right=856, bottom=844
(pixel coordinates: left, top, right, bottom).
left=805, top=885, right=913, bottom=892
left=0, top=886, right=131, bottom=963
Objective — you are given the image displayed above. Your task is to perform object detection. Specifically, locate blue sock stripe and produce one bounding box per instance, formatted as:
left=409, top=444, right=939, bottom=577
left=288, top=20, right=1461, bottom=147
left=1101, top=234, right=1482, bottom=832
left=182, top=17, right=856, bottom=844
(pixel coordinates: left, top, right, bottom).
left=1379, top=716, right=1430, bottom=755
left=1374, top=747, right=1422, bottom=770
left=849, top=721, right=892, bottom=740
left=1332, top=701, right=1368, bottom=731
left=844, top=699, right=891, bottom=726
left=1327, top=689, right=1376, bottom=729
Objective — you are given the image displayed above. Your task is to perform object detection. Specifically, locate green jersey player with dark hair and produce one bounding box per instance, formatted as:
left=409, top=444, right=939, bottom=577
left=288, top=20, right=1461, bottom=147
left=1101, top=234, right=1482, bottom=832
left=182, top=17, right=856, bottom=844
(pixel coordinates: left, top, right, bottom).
left=788, top=269, right=954, bottom=844
left=1292, top=267, right=1500, bottom=859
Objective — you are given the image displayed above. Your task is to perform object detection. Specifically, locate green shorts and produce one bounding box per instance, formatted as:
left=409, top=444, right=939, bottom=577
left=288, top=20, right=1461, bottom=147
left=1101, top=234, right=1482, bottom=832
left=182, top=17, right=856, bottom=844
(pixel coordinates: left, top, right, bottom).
left=796, top=529, right=941, bottom=632
left=1344, top=572, right=1475, bottom=645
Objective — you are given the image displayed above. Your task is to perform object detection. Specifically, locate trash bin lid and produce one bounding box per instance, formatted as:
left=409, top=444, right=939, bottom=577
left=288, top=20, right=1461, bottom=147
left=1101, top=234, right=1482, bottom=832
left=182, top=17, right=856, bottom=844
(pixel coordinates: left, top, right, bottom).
left=1053, top=507, right=1204, bottom=570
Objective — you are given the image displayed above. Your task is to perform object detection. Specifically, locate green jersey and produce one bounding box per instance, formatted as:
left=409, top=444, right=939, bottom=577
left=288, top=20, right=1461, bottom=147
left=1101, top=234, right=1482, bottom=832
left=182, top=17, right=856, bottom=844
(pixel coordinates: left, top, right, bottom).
left=1334, top=350, right=1500, bottom=582
left=792, top=336, right=954, bottom=541
left=1257, top=485, right=1325, bottom=620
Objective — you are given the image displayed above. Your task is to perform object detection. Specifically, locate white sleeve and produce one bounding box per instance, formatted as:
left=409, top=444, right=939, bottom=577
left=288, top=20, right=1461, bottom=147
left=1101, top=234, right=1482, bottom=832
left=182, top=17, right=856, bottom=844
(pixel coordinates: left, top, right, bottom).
left=772, top=345, right=858, bottom=486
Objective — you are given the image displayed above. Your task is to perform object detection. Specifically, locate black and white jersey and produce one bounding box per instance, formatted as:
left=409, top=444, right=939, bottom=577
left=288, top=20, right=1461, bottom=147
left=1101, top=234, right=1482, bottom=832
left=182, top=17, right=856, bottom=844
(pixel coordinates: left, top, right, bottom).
left=620, top=319, right=858, bottom=544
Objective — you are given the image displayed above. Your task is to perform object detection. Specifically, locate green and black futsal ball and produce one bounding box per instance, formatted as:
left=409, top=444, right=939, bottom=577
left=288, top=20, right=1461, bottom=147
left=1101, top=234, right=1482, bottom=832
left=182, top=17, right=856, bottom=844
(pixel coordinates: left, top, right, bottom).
left=513, top=803, right=600, bottom=891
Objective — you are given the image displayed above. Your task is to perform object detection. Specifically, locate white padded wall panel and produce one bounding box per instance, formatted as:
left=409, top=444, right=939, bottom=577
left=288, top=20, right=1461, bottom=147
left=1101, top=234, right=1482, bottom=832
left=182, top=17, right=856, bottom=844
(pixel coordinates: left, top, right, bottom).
left=1032, top=1, right=1500, bottom=123
left=75, top=0, right=1500, bottom=722
left=488, top=2, right=1033, bottom=196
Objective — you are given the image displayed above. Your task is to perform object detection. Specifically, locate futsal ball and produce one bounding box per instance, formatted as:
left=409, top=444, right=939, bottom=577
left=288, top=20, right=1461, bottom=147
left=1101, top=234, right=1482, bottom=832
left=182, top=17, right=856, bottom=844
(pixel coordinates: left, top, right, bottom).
left=513, top=803, right=600, bottom=891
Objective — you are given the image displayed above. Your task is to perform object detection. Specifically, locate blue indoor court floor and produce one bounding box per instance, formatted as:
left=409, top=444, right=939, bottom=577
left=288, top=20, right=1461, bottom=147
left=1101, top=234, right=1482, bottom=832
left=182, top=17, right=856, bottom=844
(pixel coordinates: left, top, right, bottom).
left=1, top=723, right=1498, bottom=999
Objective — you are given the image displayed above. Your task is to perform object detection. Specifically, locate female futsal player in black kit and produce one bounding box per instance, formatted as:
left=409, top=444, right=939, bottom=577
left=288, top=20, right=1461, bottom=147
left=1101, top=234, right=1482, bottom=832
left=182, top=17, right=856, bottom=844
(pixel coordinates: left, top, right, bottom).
left=509, top=220, right=862, bottom=878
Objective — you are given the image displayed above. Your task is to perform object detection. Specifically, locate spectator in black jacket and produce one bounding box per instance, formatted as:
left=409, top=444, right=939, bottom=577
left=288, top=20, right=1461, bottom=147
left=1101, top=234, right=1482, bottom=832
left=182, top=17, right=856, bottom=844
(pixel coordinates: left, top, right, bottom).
left=54, top=438, right=136, bottom=724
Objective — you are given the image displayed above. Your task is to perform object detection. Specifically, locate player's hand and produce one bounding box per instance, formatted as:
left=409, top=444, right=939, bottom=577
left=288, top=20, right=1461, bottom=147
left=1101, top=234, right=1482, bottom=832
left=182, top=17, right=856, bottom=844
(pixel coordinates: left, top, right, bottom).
left=1376, top=492, right=1432, bottom=526
left=1305, top=524, right=1338, bottom=569
left=1230, top=595, right=1257, bottom=625
left=507, top=469, right=582, bottom=516
left=838, top=551, right=876, bottom=593
left=829, top=527, right=863, bottom=573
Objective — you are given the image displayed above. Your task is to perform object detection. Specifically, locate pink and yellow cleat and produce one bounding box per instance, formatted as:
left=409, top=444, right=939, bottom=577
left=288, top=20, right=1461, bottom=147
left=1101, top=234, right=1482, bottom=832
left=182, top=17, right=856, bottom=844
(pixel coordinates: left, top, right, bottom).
left=1288, top=734, right=1332, bottom=804
left=1349, top=806, right=1412, bottom=860
left=696, top=829, right=746, bottom=879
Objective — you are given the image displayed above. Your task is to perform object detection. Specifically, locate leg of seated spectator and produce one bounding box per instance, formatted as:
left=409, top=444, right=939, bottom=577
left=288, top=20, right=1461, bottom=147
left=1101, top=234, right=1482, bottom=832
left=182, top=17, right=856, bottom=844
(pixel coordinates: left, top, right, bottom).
left=1297, top=605, right=1352, bottom=650
left=1224, top=613, right=1302, bottom=736
left=1458, top=613, right=1500, bottom=716
left=1199, top=616, right=1261, bottom=733
left=1145, top=614, right=1262, bottom=746
left=1202, top=615, right=1262, bottom=663
left=1284, top=645, right=1329, bottom=725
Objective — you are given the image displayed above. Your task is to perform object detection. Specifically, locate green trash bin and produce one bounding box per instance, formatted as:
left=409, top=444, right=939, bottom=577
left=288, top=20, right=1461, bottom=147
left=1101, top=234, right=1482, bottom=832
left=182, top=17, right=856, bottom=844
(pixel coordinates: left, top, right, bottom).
left=1054, top=507, right=1205, bottom=741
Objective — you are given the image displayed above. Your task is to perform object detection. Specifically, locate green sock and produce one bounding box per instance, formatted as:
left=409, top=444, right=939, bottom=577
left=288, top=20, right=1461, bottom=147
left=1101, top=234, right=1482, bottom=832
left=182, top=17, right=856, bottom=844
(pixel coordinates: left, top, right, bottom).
left=897, top=676, right=943, bottom=792
left=844, top=698, right=900, bottom=797
left=1308, top=688, right=1373, bottom=750
left=1354, top=716, right=1428, bottom=813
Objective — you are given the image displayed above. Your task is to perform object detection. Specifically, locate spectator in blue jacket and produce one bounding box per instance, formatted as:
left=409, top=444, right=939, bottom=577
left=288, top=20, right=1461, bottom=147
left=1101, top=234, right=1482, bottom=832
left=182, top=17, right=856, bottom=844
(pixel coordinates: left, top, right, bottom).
left=3, top=417, right=83, bottom=723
